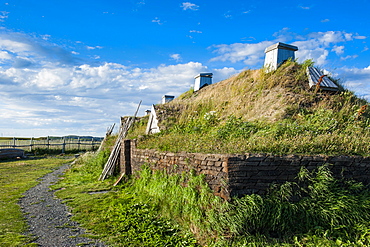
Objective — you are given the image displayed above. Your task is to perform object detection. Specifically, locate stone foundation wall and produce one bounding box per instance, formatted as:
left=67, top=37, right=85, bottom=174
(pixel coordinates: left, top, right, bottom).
left=121, top=140, right=370, bottom=199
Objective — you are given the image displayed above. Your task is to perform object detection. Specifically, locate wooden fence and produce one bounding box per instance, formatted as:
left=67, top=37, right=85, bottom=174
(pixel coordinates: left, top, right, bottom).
left=0, top=136, right=103, bottom=153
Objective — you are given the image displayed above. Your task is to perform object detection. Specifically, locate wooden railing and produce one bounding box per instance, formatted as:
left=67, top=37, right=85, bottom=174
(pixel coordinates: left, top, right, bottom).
left=0, top=136, right=103, bottom=153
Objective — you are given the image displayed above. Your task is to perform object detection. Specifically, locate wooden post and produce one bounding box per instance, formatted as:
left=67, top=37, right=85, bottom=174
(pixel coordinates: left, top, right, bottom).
left=30, top=137, right=33, bottom=152
left=47, top=136, right=50, bottom=151
left=62, top=137, right=66, bottom=153
left=91, top=137, right=94, bottom=151
left=113, top=139, right=132, bottom=186
left=77, top=137, right=80, bottom=151
left=12, top=137, right=16, bottom=149
left=123, top=139, right=132, bottom=175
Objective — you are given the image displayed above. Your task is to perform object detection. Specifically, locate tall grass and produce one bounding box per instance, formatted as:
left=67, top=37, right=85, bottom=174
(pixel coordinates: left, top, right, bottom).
left=52, top=144, right=198, bottom=246
left=136, top=60, right=370, bottom=156
left=51, top=144, right=370, bottom=246
left=129, top=164, right=370, bottom=246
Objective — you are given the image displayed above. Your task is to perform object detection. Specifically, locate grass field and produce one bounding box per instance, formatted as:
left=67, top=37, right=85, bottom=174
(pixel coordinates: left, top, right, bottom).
left=0, top=156, right=73, bottom=246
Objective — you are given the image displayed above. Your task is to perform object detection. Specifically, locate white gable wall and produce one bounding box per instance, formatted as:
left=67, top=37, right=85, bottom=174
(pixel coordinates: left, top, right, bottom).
left=145, top=104, right=160, bottom=134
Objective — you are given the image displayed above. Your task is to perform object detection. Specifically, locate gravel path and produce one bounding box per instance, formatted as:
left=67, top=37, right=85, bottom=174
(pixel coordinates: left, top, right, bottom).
left=19, top=163, right=107, bottom=247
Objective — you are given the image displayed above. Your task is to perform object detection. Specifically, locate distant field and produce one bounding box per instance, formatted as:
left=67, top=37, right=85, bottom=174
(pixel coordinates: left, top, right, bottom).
left=0, top=136, right=102, bottom=153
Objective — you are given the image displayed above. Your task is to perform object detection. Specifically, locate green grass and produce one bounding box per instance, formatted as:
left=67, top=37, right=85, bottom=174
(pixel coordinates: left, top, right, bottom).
left=134, top=60, right=370, bottom=156
left=52, top=151, right=198, bottom=246
left=0, top=156, right=73, bottom=246
left=50, top=146, right=370, bottom=246
left=124, top=164, right=370, bottom=246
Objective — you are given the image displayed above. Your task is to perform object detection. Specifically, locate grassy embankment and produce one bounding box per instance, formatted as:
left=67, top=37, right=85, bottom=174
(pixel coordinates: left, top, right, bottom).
left=133, top=60, right=369, bottom=156
left=0, top=156, right=73, bottom=246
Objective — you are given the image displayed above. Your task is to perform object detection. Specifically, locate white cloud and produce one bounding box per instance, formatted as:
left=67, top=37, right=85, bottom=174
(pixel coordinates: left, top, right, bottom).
left=31, top=67, right=71, bottom=88
left=310, top=31, right=352, bottom=45
left=86, top=45, right=103, bottom=50
left=340, top=66, right=370, bottom=100
left=224, top=11, right=232, bottom=18
left=210, top=41, right=275, bottom=65
left=354, top=35, right=367, bottom=40
left=0, top=31, right=78, bottom=66
left=292, top=31, right=359, bottom=65
left=152, top=17, right=163, bottom=25
left=340, top=55, right=358, bottom=61
left=299, top=6, right=310, bottom=10
left=41, top=34, right=51, bottom=40
left=0, top=39, right=237, bottom=136
left=181, top=2, right=199, bottom=11
left=170, top=53, right=181, bottom=62
left=0, top=28, right=367, bottom=137
left=295, top=44, right=329, bottom=65
left=209, top=30, right=366, bottom=69
left=190, top=30, right=202, bottom=33
left=0, top=38, right=34, bottom=54
left=321, top=19, right=330, bottom=23
left=0, top=11, right=9, bottom=22
left=212, top=67, right=239, bottom=80
left=0, top=50, right=12, bottom=60
left=332, top=45, right=344, bottom=55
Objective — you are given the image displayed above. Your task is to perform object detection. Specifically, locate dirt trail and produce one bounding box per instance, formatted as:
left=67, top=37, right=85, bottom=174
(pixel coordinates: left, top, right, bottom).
left=19, top=163, right=106, bottom=247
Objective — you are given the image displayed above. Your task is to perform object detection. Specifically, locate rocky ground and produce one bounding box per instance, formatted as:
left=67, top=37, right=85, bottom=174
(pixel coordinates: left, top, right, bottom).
left=19, top=163, right=107, bottom=247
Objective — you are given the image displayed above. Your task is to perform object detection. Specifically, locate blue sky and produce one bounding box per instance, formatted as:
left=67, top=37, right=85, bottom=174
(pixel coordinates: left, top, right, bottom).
left=0, top=0, right=369, bottom=137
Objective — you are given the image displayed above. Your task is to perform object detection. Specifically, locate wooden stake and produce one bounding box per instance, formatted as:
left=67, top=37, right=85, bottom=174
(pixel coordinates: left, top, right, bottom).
left=99, top=100, right=142, bottom=181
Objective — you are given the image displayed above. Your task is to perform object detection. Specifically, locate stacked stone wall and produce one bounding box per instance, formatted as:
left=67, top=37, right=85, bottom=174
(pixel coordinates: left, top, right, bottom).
left=130, top=143, right=230, bottom=198
left=121, top=140, right=370, bottom=199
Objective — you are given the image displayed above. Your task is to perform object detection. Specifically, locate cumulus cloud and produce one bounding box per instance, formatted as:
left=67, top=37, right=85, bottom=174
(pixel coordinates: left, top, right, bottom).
left=0, top=50, right=12, bottom=60
left=0, top=32, right=237, bottom=136
left=291, top=31, right=364, bottom=65
left=340, top=66, right=370, bottom=100
left=181, top=2, right=199, bottom=11
left=0, top=28, right=368, bottom=137
left=210, top=41, right=275, bottom=65
left=332, top=45, right=344, bottom=55
left=210, top=30, right=366, bottom=67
